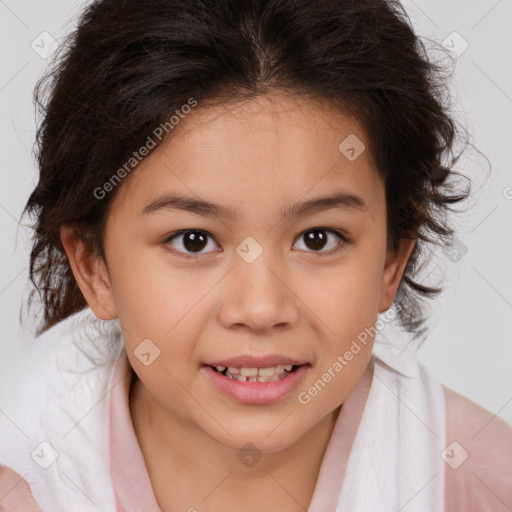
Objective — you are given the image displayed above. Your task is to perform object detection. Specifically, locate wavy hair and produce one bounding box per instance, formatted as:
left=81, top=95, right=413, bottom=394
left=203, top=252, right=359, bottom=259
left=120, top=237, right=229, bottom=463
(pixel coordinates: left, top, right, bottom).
left=22, top=0, right=473, bottom=339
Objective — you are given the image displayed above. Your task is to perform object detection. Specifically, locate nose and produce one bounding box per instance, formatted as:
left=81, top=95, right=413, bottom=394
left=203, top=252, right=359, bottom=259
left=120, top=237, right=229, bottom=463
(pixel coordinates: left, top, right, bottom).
left=216, top=253, right=301, bottom=334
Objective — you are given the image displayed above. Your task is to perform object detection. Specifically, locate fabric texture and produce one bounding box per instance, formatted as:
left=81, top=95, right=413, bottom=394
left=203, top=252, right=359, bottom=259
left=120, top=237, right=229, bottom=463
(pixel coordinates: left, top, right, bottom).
left=0, top=309, right=121, bottom=512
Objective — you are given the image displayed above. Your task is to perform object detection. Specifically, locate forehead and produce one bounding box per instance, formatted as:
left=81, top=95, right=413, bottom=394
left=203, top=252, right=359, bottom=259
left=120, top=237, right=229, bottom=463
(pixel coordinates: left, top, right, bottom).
left=109, top=92, right=383, bottom=219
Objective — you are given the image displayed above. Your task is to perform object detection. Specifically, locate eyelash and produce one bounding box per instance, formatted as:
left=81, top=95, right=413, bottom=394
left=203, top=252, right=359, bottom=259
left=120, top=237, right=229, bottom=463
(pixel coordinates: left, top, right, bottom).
left=162, top=227, right=350, bottom=260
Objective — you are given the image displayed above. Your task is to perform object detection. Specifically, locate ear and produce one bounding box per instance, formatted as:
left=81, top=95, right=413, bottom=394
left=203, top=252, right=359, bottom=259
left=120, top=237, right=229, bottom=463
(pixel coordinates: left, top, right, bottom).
left=378, top=237, right=416, bottom=313
left=60, top=225, right=117, bottom=320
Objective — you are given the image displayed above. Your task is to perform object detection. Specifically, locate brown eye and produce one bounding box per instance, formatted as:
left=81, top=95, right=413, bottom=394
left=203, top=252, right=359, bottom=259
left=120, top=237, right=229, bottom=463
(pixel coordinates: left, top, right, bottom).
left=164, top=227, right=348, bottom=260
left=293, top=228, right=346, bottom=253
left=164, top=230, right=219, bottom=258
left=180, top=231, right=208, bottom=252
left=304, top=230, right=328, bottom=251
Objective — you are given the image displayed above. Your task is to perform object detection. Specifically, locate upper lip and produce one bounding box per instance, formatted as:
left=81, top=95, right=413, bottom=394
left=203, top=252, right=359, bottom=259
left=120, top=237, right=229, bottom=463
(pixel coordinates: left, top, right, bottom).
left=205, top=355, right=308, bottom=368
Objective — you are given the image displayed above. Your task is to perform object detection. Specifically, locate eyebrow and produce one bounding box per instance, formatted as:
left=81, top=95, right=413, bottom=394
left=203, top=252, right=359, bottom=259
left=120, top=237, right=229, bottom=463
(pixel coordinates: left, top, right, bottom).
left=140, top=191, right=368, bottom=220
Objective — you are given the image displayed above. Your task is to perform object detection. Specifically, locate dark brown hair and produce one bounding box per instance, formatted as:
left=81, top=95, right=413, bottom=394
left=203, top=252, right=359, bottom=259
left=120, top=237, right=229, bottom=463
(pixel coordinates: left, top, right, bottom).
left=22, top=0, right=472, bottom=339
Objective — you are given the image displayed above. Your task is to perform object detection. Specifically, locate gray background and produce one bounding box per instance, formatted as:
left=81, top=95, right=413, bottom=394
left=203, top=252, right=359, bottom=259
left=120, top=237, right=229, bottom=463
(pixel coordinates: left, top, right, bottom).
left=1, top=0, right=511, bottom=425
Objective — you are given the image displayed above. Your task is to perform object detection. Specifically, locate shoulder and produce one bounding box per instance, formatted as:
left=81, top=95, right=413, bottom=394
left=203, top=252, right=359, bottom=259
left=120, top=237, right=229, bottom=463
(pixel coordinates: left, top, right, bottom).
left=0, top=464, right=42, bottom=511
left=443, top=385, right=512, bottom=511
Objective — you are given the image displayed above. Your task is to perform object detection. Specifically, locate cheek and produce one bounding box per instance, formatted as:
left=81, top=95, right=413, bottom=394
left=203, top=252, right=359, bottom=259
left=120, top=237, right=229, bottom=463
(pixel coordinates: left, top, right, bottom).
left=300, top=273, right=378, bottom=412
left=302, top=238, right=385, bottom=380
left=106, top=241, right=205, bottom=363
left=116, top=267, right=218, bottom=373
left=306, top=251, right=384, bottom=332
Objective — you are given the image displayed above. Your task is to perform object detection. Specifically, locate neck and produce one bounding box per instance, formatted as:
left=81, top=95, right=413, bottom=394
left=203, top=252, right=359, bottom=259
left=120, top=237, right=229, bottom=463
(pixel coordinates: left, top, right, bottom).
left=129, top=376, right=341, bottom=512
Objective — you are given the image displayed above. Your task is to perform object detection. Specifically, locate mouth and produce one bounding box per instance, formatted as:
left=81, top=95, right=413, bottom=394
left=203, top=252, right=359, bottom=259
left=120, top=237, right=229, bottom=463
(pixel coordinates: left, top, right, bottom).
left=208, top=364, right=303, bottom=383
left=201, top=362, right=311, bottom=404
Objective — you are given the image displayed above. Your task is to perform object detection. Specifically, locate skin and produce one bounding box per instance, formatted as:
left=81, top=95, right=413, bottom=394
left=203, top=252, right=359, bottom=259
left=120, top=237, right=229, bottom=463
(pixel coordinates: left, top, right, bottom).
left=61, top=91, right=416, bottom=512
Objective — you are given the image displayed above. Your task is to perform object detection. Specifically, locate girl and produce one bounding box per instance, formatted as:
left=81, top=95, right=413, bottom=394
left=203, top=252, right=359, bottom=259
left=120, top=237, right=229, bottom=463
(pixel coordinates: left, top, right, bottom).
left=1, top=0, right=511, bottom=510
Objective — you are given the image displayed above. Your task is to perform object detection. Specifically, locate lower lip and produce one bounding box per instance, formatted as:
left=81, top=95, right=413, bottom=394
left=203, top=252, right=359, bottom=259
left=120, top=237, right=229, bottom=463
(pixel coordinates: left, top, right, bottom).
left=201, top=364, right=310, bottom=404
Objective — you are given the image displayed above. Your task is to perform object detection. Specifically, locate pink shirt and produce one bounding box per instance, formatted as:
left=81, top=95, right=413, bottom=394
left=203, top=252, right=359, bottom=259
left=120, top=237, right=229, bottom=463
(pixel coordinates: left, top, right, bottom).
left=2, top=348, right=511, bottom=511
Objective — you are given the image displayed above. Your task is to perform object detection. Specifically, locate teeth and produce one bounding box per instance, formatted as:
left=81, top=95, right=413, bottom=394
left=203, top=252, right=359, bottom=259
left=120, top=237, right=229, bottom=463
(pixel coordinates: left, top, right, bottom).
left=225, top=370, right=286, bottom=383
left=212, top=364, right=301, bottom=382
left=239, top=367, right=258, bottom=377
left=225, top=366, right=295, bottom=375
left=257, top=366, right=279, bottom=377
left=222, top=366, right=300, bottom=383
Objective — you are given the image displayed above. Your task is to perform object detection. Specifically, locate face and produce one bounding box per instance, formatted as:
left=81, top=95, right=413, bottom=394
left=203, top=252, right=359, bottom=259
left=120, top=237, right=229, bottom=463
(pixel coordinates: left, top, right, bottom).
left=63, top=91, right=414, bottom=453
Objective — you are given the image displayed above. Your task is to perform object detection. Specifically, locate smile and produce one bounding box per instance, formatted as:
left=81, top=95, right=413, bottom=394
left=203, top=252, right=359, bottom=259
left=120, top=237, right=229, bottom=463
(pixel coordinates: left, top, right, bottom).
left=201, top=363, right=310, bottom=404
left=212, top=364, right=300, bottom=383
